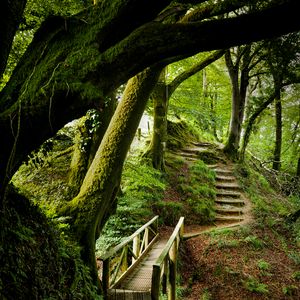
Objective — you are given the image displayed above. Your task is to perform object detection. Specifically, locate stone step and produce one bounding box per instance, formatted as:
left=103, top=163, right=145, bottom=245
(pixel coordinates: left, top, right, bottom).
left=216, top=183, right=240, bottom=190
left=216, top=191, right=241, bottom=198
left=215, top=206, right=244, bottom=214
left=215, top=215, right=244, bottom=222
left=207, top=164, right=219, bottom=169
left=216, top=175, right=236, bottom=182
left=178, top=152, right=198, bottom=159
left=214, top=169, right=234, bottom=175
left=215, top=198, right=245, bottom=206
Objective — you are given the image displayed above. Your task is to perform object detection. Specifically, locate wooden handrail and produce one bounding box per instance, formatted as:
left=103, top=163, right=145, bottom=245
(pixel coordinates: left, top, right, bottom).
left=100, top=215, right=159, bottom=261
left=151, top=217, right=184, bottom=300
left=99, top=215, right=159, bottom=295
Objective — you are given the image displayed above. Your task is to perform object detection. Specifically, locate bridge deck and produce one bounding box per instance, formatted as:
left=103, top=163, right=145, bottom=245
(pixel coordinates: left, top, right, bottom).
left=107, top=238, right=168, bottom=300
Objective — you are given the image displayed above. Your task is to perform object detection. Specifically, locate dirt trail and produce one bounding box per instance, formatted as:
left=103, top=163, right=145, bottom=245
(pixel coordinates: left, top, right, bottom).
left=176, top=142, right=253, bottom=239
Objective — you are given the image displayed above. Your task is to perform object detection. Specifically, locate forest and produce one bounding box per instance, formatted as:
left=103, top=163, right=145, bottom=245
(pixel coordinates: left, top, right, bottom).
left=0, top=0, right=300, bottom=299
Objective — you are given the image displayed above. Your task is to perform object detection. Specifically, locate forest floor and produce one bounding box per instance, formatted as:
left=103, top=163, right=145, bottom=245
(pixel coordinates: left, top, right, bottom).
left=162, top=142, right=300, bottom=300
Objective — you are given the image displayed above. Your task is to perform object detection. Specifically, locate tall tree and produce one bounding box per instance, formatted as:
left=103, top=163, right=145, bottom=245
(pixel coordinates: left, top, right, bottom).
left=223, top=43, right=265, bottom=158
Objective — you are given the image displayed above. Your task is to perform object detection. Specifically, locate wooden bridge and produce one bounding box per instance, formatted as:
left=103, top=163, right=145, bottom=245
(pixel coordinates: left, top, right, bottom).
left=98, top=216, right=184, bottom=300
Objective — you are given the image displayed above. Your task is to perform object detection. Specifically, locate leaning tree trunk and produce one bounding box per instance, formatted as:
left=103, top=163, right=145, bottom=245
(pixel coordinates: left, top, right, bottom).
left=273, top=93, right=282, bottom=171
left=223, top=50, right=241, bottom=158
left=60, top=66, right=162, bottom=285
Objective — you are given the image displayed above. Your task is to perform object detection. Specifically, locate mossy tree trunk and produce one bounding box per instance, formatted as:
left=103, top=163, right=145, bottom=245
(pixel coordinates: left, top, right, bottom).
left=68, top=98, right=117, bottom=197
left=146, top=69, right=168, bottom=171
left=223, top=46, right=253, bottom=159
left=61, top=66, right=162, bottom=285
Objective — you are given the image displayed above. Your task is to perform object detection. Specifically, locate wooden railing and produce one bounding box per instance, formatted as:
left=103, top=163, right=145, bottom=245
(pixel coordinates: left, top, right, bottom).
left=99, top=216, right=159, bottom=295
left=151, top=217, right=184, bottom=300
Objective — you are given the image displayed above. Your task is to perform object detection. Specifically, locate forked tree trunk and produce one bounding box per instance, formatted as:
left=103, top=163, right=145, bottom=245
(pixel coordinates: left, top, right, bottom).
left=223, top=47, right=250, bottom=159
left=223, top=50, right=242, bottom=158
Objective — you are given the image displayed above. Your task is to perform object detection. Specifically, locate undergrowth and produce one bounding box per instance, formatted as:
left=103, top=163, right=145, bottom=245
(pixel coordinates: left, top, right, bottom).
left=95, top=156, right=165, bottom=256
left=153, top=154, right=216, bottom=226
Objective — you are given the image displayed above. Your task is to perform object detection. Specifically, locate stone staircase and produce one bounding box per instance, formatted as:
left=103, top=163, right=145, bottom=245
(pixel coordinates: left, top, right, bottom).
left=209, top=164, right=247, bottom=223
left=173, top=143, right=252, bottom=227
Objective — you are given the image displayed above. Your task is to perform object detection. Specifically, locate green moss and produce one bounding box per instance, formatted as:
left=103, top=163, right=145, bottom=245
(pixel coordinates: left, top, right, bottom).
left=0, top=186, right=100, bottom=299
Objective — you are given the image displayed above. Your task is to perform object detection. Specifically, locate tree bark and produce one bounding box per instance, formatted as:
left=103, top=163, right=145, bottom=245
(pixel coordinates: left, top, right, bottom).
left=224, top=46, right=251, bottom=159
left=145, top=69, right=168, bottom=170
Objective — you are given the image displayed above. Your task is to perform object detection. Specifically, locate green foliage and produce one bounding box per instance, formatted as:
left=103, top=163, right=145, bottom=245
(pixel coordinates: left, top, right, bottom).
left=168, top=52, right=231, bottom=142
left=282, top=285, right=298, bottom=296
left=288, top=251, right=300, bottom=265
left=292, top=271, right=300, bottom=280
left=235, top=162, right=295, bottom=222
left=152, top=201, right=184, bottom=226
left=96, top=156, right=165, bottom=254
left=243, top=277, right=269, bottom=294
left=201, top=288, right=213, bottom=300
left=257, top=259, right=271, bottom=271
left=257, top=259, right=271, bottom=272
left=167, top=119, right=200, bottom=150
left=217, top=239, right=239, bottom=249
left=244, top=235, right=265, bottom=249
left=166, top=158, right=216, bottom=225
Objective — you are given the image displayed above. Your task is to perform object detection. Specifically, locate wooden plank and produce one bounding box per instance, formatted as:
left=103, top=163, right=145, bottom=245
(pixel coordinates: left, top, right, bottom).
left=110, top=234, right=160, bottom=289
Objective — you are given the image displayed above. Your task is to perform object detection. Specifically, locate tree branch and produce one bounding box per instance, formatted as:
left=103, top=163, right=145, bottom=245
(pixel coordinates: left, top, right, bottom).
left=167, top=49, right=225, bottom=96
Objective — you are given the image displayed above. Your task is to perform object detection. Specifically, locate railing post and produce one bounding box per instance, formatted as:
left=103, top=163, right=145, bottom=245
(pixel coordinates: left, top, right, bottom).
left=132, top=234, right=140, bottom=263
left=102, top=259, right=110, bottom=297
left=121, top=246, right=128, bottom=272
left=151, top=265, right=161, bottom=300
left=162, top=257, right=168, bottom=294
left=145, top=227, right=149, bottom=249
left=168, top=242, right=177, bottom=300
